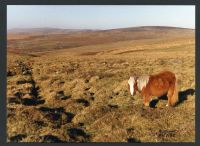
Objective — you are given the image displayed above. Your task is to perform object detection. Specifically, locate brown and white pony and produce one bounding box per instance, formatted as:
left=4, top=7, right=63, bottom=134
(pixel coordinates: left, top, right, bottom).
left=128, top=71, right=178, bottom=107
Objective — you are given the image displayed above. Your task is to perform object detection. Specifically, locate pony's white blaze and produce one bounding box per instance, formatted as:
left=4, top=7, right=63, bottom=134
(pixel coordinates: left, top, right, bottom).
left=130, top=83, right=134, bottom=95
left=128, top=76, right=135, bottom=96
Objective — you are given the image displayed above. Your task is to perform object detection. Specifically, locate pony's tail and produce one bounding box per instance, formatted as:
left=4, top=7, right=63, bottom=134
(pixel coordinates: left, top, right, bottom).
left=171, top=75, right=179, bottom=106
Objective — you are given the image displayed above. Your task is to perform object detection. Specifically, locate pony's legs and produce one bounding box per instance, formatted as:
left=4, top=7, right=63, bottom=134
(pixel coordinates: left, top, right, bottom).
left=143, top=94, right=151, bottom=106
left=167, top=84, right=175, bottom=106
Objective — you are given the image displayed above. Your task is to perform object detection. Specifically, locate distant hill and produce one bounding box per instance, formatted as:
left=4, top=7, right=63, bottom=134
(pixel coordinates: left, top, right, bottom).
left=8, top=26, right=193, bottom=34
left=7, top=26, right=194, bottom=53
left=8, top=27, right=95, bottom=35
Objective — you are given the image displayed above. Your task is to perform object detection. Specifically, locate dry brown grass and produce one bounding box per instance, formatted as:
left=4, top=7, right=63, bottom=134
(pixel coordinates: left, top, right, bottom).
left=7, top=27, right=195, bottom=142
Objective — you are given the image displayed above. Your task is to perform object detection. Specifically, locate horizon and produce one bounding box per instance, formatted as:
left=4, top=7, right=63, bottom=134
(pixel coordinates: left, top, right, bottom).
left=7, top=5, right=195, bottom=30
left=8, top=25, right=195, bottom=31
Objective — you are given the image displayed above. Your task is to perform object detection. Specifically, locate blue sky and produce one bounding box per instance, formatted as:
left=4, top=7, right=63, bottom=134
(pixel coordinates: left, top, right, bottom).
left=7, top=5, right=195, bottom=30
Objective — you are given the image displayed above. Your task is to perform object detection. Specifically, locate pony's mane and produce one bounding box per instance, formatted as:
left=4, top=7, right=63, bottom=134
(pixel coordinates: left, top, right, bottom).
left=136, top=75, right=150, bottom=91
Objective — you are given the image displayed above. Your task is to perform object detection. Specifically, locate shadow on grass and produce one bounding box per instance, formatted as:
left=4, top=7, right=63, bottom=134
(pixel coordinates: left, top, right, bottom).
left=127, top=138, right=141, bottom=143
left=8, top=96, right=45, bottom=106
left=67, top=128, right=90, bottom=141
left=9, top=134, right=27, bottom=142
left=38, top=106, right=75, bottom=123
left=21, top=98, right=45, bottom=106
left=177, top=88, right=195, bottom=105
left=42, top=135, right=64, bottom=143
left=39, top=107, right=65, bottom=113
left=76, top=98, right=90, bottom=107
left=56, top=91, right=71, bottom=100
left=149, top=99, right=159, bottom=108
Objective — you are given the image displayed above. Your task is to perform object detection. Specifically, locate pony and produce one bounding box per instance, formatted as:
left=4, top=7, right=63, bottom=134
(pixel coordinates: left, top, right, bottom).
left=128, top=71, right=178, bottom=107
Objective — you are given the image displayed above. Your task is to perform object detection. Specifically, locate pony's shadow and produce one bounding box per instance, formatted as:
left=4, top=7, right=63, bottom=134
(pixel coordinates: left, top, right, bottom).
left=178, top=88, right=195, bottom=104
left=149, top=99, right=159, bottom=108
left=150, top=88, right=195, bottom=108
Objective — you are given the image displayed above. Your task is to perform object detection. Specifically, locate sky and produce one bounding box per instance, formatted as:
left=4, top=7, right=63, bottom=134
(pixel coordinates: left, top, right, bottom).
left=7, top=5, right=195, bottom=30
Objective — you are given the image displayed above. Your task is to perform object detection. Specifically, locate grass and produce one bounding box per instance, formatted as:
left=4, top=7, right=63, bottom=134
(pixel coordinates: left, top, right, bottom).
left=7, top=27, right=195, bottom=142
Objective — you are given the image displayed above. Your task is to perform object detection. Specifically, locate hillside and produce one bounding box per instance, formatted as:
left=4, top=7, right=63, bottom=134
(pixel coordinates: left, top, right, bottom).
left=7, top=26, right=194, bottom=53
left=7, top=26, right=195, bottom=142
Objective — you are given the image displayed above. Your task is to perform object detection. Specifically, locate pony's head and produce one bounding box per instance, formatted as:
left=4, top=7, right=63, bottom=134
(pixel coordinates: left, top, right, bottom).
left=128, top=76, right=137, bottom=96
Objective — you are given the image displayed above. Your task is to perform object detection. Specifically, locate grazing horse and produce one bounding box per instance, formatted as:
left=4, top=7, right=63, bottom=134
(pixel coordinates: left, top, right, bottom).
left=128, top=71, right=178, bottom=107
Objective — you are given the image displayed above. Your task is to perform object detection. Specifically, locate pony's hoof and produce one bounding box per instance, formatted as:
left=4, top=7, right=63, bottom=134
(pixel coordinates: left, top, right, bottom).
left=144, top=103, right=149, bottom=107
